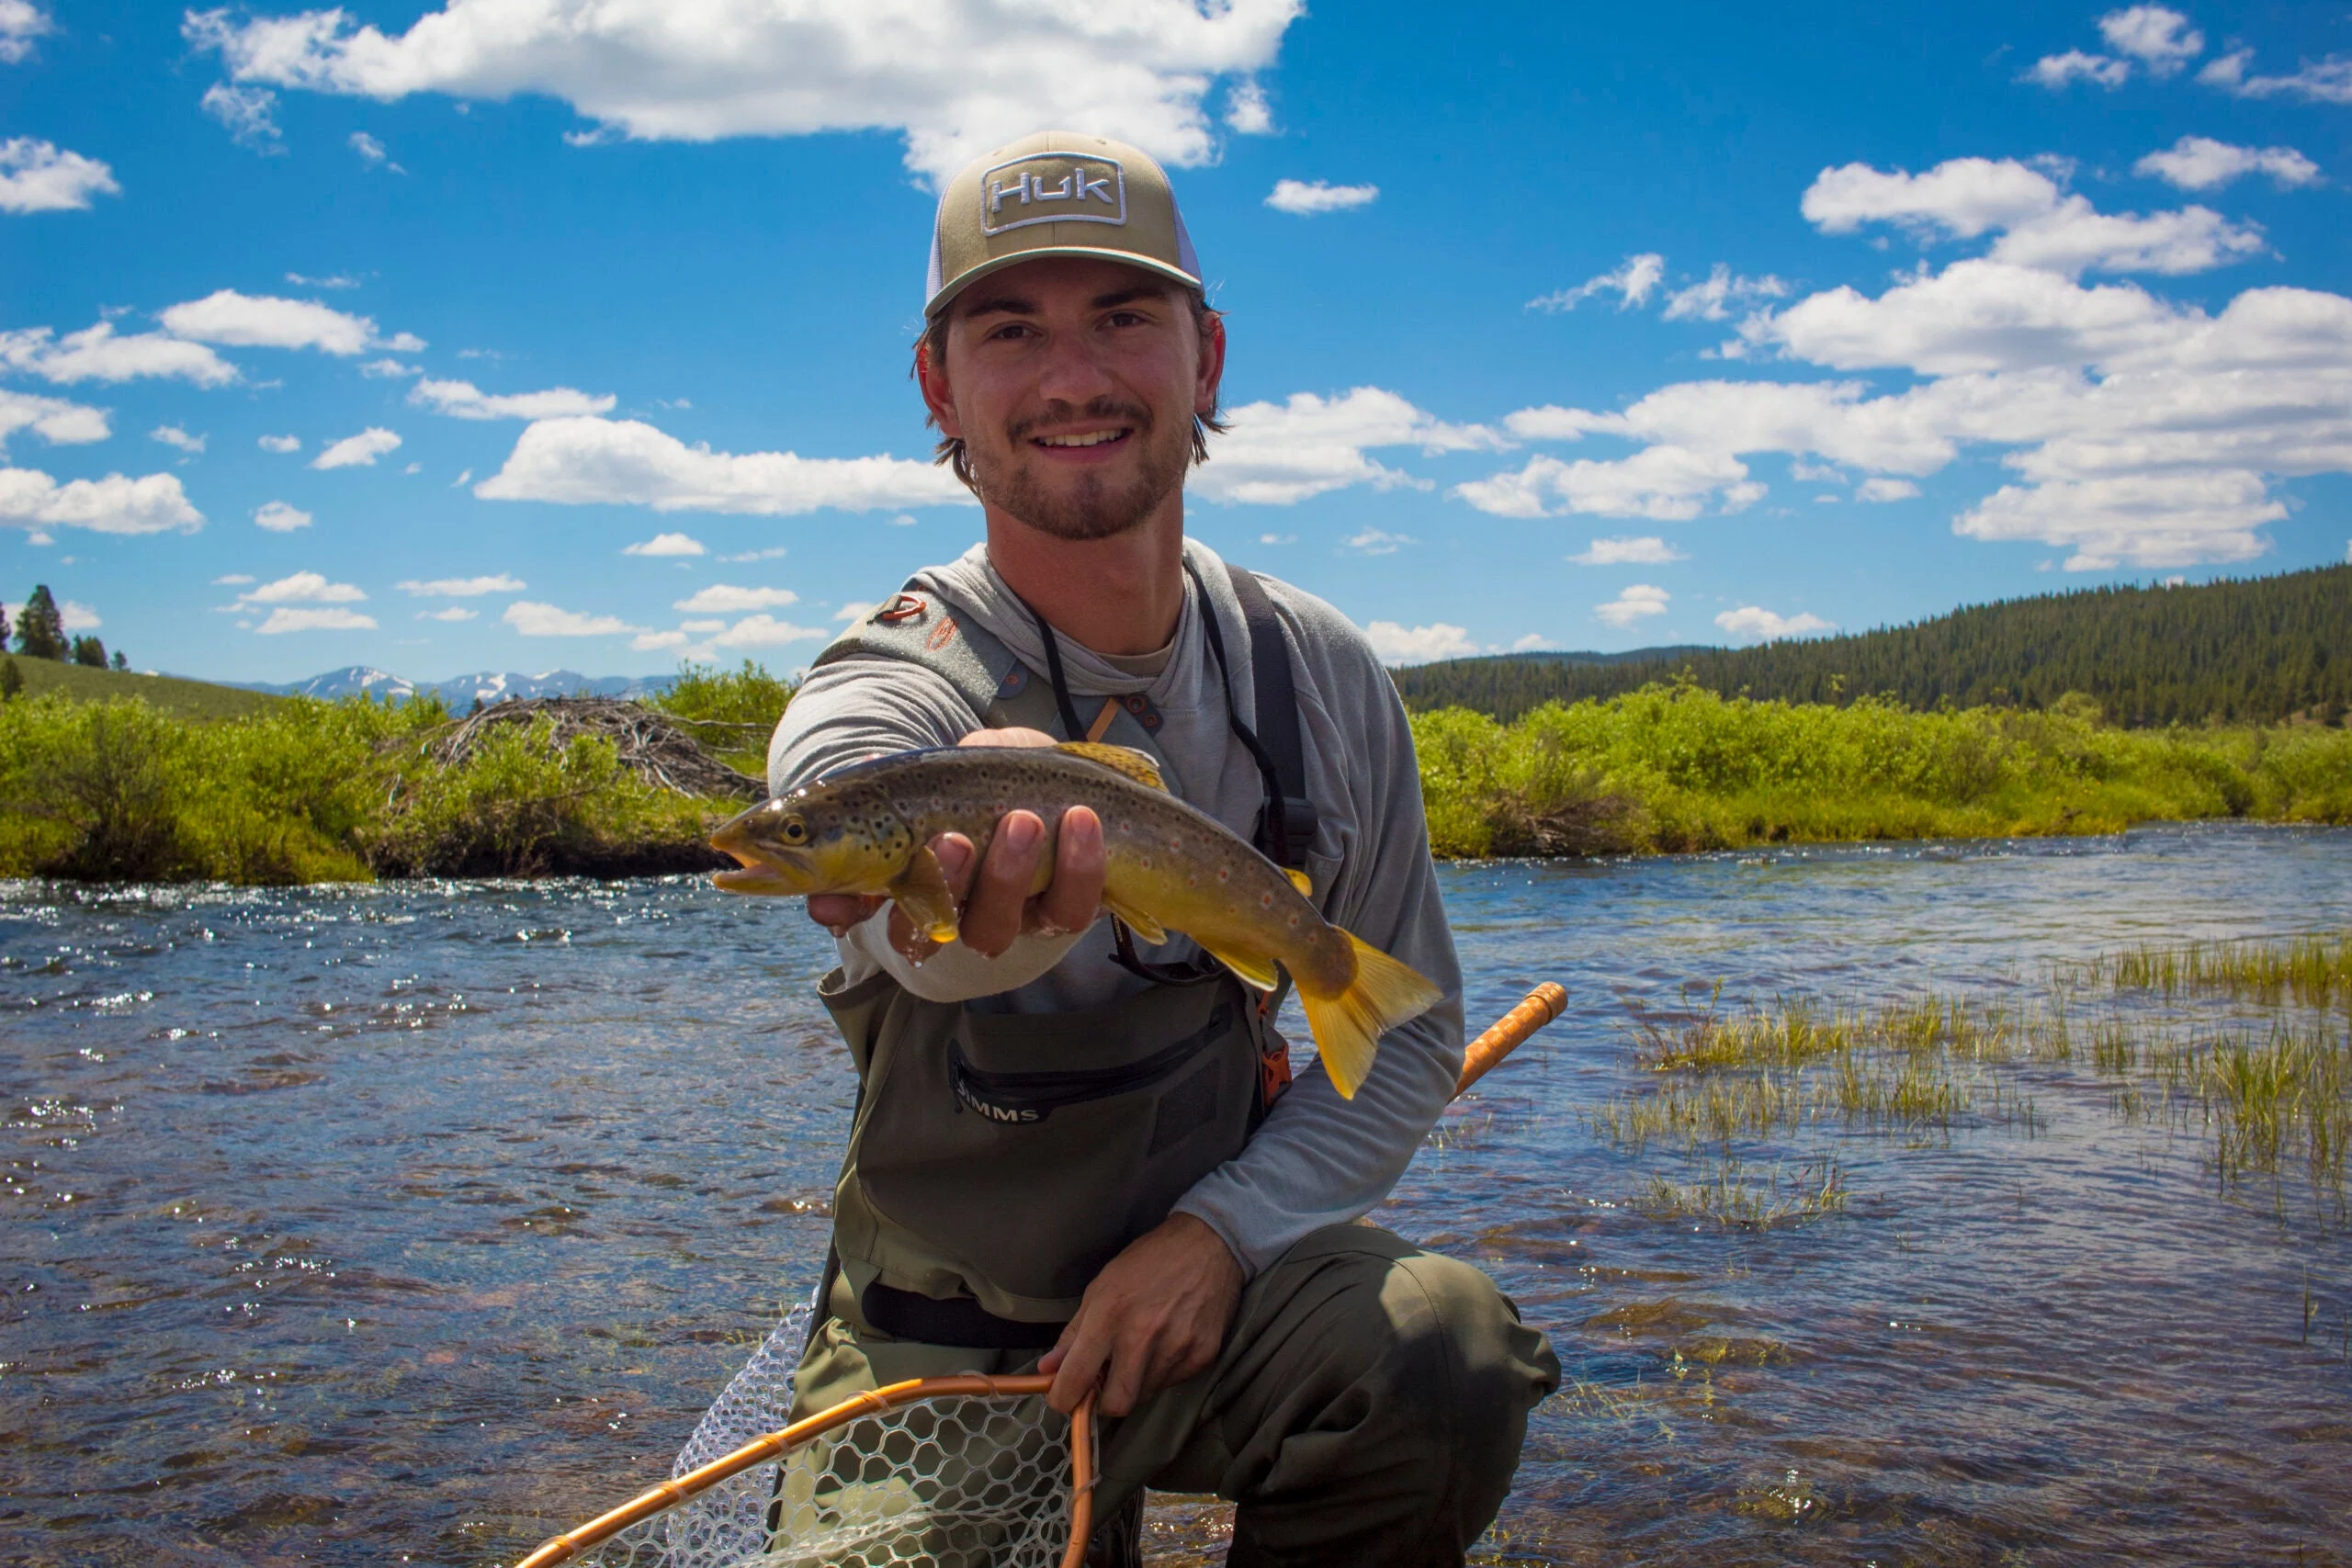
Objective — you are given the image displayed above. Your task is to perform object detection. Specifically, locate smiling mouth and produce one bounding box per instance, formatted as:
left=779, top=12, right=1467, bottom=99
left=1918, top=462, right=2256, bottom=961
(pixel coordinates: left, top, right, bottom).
left=1031, top=428, right=1133, bottom=450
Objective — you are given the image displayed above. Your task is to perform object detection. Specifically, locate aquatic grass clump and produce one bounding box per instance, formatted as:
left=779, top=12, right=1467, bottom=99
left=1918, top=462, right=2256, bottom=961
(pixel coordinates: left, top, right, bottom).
left=2086, top=931, right=2352, bottom=1010
left=2201, top=1021, right=2350, bottom=1203
left=1634, top=1156, right=1849, bottom=1229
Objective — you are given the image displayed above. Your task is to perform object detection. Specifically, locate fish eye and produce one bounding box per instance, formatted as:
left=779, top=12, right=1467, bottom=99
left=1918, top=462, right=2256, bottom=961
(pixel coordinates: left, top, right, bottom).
left=779, top=816, right=809, bottom=845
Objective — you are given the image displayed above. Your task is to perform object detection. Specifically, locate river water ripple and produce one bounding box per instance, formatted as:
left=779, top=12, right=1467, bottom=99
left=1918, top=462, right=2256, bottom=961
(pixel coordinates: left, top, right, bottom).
left=4, top=823, right=2349, bottom=1565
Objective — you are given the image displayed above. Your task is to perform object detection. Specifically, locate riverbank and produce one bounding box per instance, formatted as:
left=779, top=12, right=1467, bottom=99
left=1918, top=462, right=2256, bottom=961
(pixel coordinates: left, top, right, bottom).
left=2, top=674, right=2346, bottom=882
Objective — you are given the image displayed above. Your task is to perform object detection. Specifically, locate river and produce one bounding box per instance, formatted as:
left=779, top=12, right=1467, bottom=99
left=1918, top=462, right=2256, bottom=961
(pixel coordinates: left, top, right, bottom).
left=5, top=823, right=2349, bottom=1566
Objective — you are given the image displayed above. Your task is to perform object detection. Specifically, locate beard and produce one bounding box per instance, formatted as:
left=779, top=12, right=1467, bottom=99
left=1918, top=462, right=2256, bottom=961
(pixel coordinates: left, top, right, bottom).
left=968, top=397, right=1192, bottom=542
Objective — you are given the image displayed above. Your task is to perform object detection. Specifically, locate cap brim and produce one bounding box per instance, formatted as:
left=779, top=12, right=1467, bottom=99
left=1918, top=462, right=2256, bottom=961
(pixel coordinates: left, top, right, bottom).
left=924, top=248, right=1204, bottom=319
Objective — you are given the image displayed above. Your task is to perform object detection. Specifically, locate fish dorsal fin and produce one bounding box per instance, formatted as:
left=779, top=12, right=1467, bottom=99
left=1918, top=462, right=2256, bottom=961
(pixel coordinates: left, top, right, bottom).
left=1056, top=740, right=1167, bottom=792
left=1285, top=868, right=1313, bottom=895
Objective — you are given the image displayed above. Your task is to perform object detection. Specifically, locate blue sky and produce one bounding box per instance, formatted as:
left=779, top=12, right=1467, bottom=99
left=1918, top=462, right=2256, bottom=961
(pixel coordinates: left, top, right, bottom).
left=3, top=0, right=2349, bottom=682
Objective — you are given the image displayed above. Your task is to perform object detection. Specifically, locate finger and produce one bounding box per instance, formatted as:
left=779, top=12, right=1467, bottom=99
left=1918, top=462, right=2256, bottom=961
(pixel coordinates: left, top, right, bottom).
left=885, top=903, right=939, bottom=964
left=958, top=727, right=1058, bottom=750
left=1045, top=1314, right=1110, bottom=1416
left=960, top=811, right=1044, bottom=957
left=1098, top=1329, right=1150, bottom=1418
left=1032, top=807, right=1104, bottom=937
left=931, top=832, right=976, bottom=897
left=807, top=894, right=883, bottom=936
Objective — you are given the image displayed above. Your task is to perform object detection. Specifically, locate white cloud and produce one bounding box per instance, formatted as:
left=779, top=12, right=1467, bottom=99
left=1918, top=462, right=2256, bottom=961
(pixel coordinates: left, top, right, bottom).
left=1456, top=445, right=1756, bottom=521
left=212, top=573, right=254, bottom=585
left=703, top=613, right=825, bottom=649
left=285, top=271, right=360, bottom=289
left=1955, top=470, right=2284, bottom=570
left=632, top=628, right=689, bottom=650
left=1662, top=265, right=1788, bottom=322
left=2098, top=6, right=2201, bottom=76
left=1193, top=387, right=1505, bottom=505
left=673, top=583, right=799, bottom=614
left=0, top=389, right=109, bottom=451
left=1715, top=605, right=1836, bottom=641
left=680, top=617, right=729, bottom=633
left=349, top=130, right=390, bottom=164
left=253, top=500, right=311, bottom=532
left=397, top=573, right=526, bottom=596
left=0, top=322, right=238, bottom=386
left=360, top=357, right=417, bottom=378
left=503, top=600, right=640, bottom=637
left=201, top=83, right=283, bottom=152
left=624, top=531, right=705, bottom=557
left=2134, top=136, right=2322, bottom=192
left=2027, top=50, right=2131, bottom=89
left=410, top=377, right=616, bottom=421
left=238, top=571, right=364, bottom=604
left=0, top=468, right=203, bottom=535
left=0, top=137, right=120, bottom=214
left=1226, top=79, right=1273, bottom=134
left=0, top=2, right=55, bottom=63
left=1510, top=634, right=1555, bottom=652
left=1342, top=527, right=1408, bottom=556
left=1265, top=178, right=1377, bottom=215
left=2199, top=49, right=2352, bottom=105
left=477, top=417, right=970, bottom=514
left=1362, top=620, right=1476, bottom=664
left=1529, top=253, right=1665, bottom=313
left=159, top=288, right=397, bottom=355
left=256, top=606, right=376, bottom=634
left=1594, top=584, right=1670, bottom=628
left=1802, top=157, right=2263, bottom=276
left=151, top=424, right=207, bottom=455
left=1257, top=532, right=1294, bottom=545
left=258, top=434, right=300, bottom=453
left=418, top=605, right=475, bottom=622
left=311, top=427, right=401, bottom=468
left=184, top=0, right=1304, bottom=186
left=1856, top=477, right=1919, bottom=502
left=1570, top=535, right=1687, bottom=565
left=719, top=545, right=790, bottom=563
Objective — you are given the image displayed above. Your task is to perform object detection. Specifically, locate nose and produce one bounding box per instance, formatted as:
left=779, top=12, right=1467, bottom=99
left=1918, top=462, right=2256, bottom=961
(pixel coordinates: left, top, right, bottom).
left=1028, top=328, right=1123, bottom=411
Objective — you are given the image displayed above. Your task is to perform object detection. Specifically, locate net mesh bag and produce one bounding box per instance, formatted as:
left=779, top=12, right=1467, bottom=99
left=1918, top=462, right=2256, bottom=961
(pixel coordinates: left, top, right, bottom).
left=543, top=1303, right=1087, bottom=1568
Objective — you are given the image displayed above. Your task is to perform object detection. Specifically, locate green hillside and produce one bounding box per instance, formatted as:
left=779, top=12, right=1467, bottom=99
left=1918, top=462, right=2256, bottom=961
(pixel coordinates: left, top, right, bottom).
left=3, top=656, right=288, bottom=722
left=1390, top=565, right=2352, bottom=726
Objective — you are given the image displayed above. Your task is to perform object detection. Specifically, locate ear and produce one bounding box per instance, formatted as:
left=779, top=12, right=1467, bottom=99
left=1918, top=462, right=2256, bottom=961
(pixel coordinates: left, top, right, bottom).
left=916, top=333, right=964, bottom=441
left=1193, top=308, right=1227, bottom=421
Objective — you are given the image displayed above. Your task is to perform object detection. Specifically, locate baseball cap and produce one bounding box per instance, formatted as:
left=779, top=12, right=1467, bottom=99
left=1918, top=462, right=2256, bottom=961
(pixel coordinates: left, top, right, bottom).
left=924, top=130, right=1204, bottom=319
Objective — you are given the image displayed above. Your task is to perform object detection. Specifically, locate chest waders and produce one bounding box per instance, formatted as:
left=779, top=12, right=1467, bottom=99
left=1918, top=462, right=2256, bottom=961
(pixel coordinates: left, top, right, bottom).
left=811, top=562, right=1317, bottom=1346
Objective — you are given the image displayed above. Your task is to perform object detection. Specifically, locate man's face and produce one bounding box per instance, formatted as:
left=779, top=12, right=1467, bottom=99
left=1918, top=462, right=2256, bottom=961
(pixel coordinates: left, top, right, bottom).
left=921, top=256, right=1224, bottom=541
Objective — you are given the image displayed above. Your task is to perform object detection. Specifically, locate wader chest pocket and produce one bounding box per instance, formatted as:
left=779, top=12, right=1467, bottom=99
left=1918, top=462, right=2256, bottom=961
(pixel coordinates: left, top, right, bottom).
left=947, top=1004, right=1230, bottom=1124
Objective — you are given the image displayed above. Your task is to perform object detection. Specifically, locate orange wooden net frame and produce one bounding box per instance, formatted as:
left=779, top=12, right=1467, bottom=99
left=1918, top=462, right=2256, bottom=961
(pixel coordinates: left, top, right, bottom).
left=512, top=983, right=1566, bottom=1568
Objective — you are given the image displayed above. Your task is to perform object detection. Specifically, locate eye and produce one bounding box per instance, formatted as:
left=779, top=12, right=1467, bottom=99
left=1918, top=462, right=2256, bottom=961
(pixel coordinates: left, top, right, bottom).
left=779, top=816, right=809, bottom=845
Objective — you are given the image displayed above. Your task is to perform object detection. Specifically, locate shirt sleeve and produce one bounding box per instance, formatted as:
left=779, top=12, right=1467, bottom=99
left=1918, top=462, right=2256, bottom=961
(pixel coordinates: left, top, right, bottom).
left=1170, top=615, right=1464, bottom=1276
left=768, top=653, right=1091, bottom=1001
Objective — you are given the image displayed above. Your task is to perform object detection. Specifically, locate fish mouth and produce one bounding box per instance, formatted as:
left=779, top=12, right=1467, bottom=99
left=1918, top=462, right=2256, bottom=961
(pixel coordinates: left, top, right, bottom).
left=708, top=803, right=818, bottom=894
left=714, top=862, right=805, bottom=896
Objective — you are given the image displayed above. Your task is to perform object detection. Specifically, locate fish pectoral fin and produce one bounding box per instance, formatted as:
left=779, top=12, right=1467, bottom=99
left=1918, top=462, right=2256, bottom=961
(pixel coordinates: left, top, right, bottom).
left=1056, top=741, right=1168, bottom=793
left=1296, top=931, right=1443, bottom=1100
left=1102, top=893, right=1169, bottom=947
left=1283, top=868, right=1314, bottom=896
left=888, top=846, right=963, bottom=945
left=1198, top=940, right=1282, bottom=994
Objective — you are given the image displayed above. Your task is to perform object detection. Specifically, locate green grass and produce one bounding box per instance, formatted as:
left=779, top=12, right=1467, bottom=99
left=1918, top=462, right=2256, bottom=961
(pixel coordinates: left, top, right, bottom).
left=3, top=655, right=287, bottom=722
left=2079, top=931, right=2352, bottom=1009
left=1413, top=683, right=2352, bottom=857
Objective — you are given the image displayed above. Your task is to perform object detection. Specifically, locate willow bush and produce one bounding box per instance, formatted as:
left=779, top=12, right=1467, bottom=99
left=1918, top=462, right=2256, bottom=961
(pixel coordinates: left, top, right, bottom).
left=1412, top=684, right=2352, bottom=858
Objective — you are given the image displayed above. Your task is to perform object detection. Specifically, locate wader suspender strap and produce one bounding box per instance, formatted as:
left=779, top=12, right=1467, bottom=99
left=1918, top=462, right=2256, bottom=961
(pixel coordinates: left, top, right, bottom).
left=1207, top=559, right=1318, bottom=871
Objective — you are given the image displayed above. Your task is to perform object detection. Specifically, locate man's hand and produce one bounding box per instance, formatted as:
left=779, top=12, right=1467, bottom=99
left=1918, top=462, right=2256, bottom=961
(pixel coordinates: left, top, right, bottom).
left=1037, top=1213, right=1244, bottom=1417
left=805, top=728, right=1106, bottom=959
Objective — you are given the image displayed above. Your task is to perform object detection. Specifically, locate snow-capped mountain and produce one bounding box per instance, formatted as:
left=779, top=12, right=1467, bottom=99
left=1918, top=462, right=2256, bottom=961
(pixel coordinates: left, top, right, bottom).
left=230, top=668, right=681, bottom=705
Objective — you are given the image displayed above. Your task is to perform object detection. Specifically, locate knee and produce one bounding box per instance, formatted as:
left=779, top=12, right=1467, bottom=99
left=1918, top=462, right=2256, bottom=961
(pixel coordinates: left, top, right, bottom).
left=1385, top=1252, right=1561, bottom=1432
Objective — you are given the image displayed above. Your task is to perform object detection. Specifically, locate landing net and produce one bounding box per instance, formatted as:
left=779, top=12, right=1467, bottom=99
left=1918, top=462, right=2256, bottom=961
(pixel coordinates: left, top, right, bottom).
left=516, top=1305, right=1093, bottom=1568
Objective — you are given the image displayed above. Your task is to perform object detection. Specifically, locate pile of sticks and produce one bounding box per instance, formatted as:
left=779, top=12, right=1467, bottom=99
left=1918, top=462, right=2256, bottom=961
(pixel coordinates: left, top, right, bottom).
left=425, top=697, right=767, bottom=800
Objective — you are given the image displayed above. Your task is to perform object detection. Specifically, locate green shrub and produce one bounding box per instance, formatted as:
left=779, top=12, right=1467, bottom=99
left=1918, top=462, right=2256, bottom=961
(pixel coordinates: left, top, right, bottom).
left=649, top=660, right=793, bottom=777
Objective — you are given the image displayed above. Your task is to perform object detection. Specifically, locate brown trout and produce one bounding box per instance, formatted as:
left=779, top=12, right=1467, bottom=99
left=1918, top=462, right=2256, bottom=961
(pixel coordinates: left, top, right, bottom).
left=708, top=741, right=1442, bottom=1098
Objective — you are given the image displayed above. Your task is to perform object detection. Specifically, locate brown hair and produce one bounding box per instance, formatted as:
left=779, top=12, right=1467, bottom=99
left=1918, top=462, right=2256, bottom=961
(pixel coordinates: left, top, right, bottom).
left=917, top=291, right=1228, bottom=492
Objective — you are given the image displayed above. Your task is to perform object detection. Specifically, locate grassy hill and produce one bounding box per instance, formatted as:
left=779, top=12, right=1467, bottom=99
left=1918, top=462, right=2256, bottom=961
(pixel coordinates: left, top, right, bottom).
left=1391, top=564, right=2352, bottom=727
left=4, top=656, right=288, bottom=722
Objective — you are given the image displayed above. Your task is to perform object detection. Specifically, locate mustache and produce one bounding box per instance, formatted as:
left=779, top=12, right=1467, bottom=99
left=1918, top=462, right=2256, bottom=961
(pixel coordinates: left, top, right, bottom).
left=1006, top=398, right=1154, bottom=445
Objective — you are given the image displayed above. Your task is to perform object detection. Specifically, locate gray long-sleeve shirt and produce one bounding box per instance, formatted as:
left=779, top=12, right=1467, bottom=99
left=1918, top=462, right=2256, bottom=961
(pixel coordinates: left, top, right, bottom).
left=767, top=536, right=1463, bottom=1278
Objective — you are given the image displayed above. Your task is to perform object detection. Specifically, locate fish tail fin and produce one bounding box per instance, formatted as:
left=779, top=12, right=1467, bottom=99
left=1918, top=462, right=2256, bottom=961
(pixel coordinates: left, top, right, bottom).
left=1298, top=931, right=1443, bottom=1100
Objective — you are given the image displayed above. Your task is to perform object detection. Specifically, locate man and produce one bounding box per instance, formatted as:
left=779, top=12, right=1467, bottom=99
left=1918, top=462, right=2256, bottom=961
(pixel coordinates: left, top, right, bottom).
left=768, top=130, right=1558, bottom=1566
